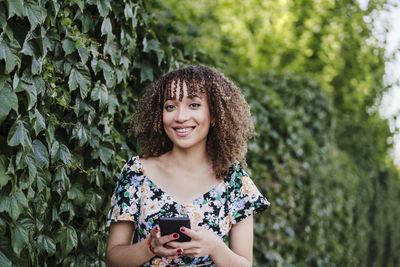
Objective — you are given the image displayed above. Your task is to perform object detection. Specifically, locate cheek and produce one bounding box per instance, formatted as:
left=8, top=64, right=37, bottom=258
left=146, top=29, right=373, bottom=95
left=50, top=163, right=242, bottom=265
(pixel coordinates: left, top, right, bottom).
left=162, top=112, right=171, bottom=126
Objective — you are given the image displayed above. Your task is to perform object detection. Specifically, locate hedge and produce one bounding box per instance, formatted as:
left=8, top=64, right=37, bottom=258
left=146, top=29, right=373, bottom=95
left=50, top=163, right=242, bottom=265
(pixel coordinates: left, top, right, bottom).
left=0, top=0, right=189, bottom=265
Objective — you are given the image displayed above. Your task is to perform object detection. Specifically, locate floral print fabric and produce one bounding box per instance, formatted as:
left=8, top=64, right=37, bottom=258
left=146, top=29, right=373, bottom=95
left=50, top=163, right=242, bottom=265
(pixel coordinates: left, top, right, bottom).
left=107, top=156, right=270, bottom=266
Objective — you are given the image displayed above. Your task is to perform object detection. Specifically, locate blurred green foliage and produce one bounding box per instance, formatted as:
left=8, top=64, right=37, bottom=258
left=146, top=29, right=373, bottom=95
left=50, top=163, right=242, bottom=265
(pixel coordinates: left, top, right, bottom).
left=0, top=0, right=399, bottom=266
left=150, top=0, right=400, bottom=266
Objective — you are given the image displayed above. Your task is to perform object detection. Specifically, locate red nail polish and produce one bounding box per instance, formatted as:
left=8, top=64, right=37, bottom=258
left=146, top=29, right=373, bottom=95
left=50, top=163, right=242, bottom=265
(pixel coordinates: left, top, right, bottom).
left=155, top=226, right=160, bottom=231
left=180, top=227, right=185, bottom=232
left=177, top=248, right=183, bottom=253
left=173, top=233, right=179, bottom=238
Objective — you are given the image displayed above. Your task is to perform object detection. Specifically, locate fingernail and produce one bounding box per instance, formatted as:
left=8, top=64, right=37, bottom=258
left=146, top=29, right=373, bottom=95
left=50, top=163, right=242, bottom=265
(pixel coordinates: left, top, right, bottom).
left=173, top=233, right=179, bottom=238
left=155, top=226, right=160, bottom=231
left=180, top=227, right=185, bottom=232
left=177, top=248, right=183, bottom=253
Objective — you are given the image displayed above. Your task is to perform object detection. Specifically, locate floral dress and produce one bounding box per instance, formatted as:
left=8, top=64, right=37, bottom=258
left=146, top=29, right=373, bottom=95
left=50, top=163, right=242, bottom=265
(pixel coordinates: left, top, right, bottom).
left=107, top=156, right=270, bottom=266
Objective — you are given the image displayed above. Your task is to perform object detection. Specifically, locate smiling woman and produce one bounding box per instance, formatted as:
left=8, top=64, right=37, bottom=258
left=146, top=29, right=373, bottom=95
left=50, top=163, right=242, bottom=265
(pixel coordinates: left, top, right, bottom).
left=105, top=65, right=270, bottom=266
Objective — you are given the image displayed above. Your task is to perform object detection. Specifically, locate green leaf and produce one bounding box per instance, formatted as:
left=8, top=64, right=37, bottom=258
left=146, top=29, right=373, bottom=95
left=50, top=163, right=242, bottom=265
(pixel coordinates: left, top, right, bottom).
left=0, top=84, right=18, bottom=123
left=72, top=0, right=84, bottom=12
left=50, top=140, right=59, bottom=162
left=72, top=122, right=88, bottom=146
left=38, top=235, right=56, bottom=256
left=24, top=0, right=47, bottom=30
left=7, top=119, right=31, bottom=149
left=21, top=80, right=38, bottom=110
left=0, top=9, right=6, bottom=29
left=37, top=169, right=51, bottom=192
left=77, top=46, right=89, bottom=64
left=57, top=226, right=78, bottom=256
left=140, top=65, right=153, bottom=82
left=21, top=36, right=35, bottom=56
left=13, top=73, right=19, bottom=89
left=25, top=154, right=37, bottom=182
left=67, top=183, right=85, bottom=205
left=142, top=38, right=164, bottom=65
left=86, top=190, right=103, bottom=212
left=62, top=38, right=76, bottom=55
left=0, top=190, right=29, bottom=221
left=33, top=139, right=49, bottom=169
left=54, top=166, right=70, bottom=193
left=7, top=0, right=25, bottom=18
left=59, top=144, right=71, bottom=165
left=124, top=3, right=134, bottom=18
left=91, top=83, right=108, bottom=109
left=101, top=17, right=112, bottom=37
left=33, top=109, right=45, bottom=135
left=0, top=250, right=11, bottom=267
left=97, top=59, right=116, bottom=87
left=68, top=64, right=91, bottom=99
left=0, top=74, right=11, bottom=89
left=31, top=56, right=43, bottom=74
left=0, top=155, right=11, bottom=189
left=108, top=93, right=118, bottom=115
left=51, top=141, right=72, bottom=165
left=11, top=218, right=33, bottom=257
left=99, top=145, right=113, bottom=164
left=97, top=0, right=111, bottom=17
left=56, top=89, right=71, bottom=108
left=0, top=33, right=21, bottom=73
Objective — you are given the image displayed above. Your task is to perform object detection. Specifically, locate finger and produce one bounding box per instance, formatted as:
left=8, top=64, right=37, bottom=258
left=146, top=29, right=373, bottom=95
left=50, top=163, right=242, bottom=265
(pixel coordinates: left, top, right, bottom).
left=157, top=232, right=181, bottom=245
left=180, top=227, right=199, bottom=239
left=192, top=225, right=202, bottom=231
left=180, top=248, right=203, bottom=258
left=157, top=246, right=183, bottom=258
left=149, top=225, right=160, bottom=237
left=167, top=241, right=194, bottom=249
left=148, top=226, right=160, bottom=250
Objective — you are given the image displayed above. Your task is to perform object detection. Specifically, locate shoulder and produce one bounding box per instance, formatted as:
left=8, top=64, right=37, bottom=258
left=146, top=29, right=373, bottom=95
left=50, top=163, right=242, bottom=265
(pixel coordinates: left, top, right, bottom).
left=226, top=163, right=262, bottom=196
left=116, top=156, right=145, bottom=185
left=121, top=156, right=142, bottom=174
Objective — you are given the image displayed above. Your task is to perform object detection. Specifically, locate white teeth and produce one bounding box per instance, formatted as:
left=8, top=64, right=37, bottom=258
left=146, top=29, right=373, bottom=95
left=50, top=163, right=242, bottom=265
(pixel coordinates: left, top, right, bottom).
left=175, top=128, right=193, bottom=133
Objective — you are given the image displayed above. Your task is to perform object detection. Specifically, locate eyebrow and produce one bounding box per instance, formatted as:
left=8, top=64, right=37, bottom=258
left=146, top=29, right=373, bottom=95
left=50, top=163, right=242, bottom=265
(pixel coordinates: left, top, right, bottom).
left=164, top=94, right=203, bottom=101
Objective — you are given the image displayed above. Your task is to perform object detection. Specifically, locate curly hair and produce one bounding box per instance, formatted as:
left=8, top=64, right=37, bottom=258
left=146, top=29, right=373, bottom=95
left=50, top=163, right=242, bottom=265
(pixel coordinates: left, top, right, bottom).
left=130, top=65, right=254, bottom=179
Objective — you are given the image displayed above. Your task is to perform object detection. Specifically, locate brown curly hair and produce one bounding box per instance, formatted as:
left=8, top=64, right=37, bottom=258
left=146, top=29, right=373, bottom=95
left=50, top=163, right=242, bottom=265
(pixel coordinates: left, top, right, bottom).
left=130, top=65, right=254, bottom=179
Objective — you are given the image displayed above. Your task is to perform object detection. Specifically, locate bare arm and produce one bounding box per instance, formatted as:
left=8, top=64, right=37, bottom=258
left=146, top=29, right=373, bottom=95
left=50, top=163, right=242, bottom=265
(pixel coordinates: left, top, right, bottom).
left=106, top=222, right=182, bottom=267
left=106, top=222, right=154, bottom=267
left=167, top=215, right=254, bottom=267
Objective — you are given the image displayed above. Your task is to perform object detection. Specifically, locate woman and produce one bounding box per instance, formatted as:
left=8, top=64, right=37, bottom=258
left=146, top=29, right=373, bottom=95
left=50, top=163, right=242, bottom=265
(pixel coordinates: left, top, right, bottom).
left=106, top=65, right=270, bottom=266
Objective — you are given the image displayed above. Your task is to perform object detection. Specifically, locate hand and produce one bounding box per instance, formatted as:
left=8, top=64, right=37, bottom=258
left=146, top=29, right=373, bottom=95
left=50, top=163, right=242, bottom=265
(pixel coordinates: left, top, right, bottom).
left=148, top=226, right=183, bottom=259
left=167, top=226, right=223, bottom=258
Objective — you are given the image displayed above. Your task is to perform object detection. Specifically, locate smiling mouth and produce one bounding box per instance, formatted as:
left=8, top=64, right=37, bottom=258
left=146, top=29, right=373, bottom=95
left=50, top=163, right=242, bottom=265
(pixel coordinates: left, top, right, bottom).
left=173, top=127, right=195, bottom=133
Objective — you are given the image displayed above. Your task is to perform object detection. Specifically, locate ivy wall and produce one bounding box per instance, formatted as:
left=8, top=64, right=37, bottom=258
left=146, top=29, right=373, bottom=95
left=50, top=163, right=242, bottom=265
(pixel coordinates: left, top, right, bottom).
left=0, top=0, right=187, bottom=265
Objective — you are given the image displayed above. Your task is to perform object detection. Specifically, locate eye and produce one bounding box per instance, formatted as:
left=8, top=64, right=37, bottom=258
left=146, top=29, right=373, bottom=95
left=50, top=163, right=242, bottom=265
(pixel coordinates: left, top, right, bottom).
left=164, top=104, right=175, bottom=111
left=189, top=103, right=201, bottom=108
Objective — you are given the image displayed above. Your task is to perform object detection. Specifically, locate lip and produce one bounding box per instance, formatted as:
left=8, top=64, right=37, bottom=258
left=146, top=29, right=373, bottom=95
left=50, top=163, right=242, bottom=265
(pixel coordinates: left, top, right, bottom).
left=173, top=126, right=195, bottom=137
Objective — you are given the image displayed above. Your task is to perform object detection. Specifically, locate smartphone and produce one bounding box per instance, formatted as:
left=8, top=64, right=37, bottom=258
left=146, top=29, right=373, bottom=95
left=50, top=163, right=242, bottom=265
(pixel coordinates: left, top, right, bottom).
left=158, top=217, right=191, bottom=242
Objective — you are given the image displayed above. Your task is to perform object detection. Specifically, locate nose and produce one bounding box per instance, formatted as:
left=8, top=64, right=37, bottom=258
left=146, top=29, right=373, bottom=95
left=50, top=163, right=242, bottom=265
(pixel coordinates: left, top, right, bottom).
left=174, top=106, right=189, bottom=122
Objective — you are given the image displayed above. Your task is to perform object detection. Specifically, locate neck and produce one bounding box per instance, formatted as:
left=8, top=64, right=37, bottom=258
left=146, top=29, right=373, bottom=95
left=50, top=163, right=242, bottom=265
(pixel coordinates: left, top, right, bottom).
left=165, top=145, right=210, bottom=169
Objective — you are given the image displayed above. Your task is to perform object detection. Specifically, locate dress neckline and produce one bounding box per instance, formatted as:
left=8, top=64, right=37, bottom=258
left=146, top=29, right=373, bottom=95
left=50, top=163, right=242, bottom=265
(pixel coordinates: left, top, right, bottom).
left=134, top=156, right=227, bottom=206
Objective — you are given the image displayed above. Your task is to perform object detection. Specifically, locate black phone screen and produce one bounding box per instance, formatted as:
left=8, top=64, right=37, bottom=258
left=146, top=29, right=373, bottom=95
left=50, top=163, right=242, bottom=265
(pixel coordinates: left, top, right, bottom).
left=158, top=217, right=191, bottom=242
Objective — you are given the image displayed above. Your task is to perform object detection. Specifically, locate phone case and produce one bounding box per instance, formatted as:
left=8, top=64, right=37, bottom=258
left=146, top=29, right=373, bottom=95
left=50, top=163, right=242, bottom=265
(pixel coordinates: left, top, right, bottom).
left=158, top=217, right=191, bottom=242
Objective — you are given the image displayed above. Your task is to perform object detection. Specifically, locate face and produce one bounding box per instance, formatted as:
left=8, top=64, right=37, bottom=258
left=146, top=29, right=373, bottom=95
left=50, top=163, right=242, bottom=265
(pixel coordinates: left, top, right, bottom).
left=162, top=82, right=211, bottom=152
